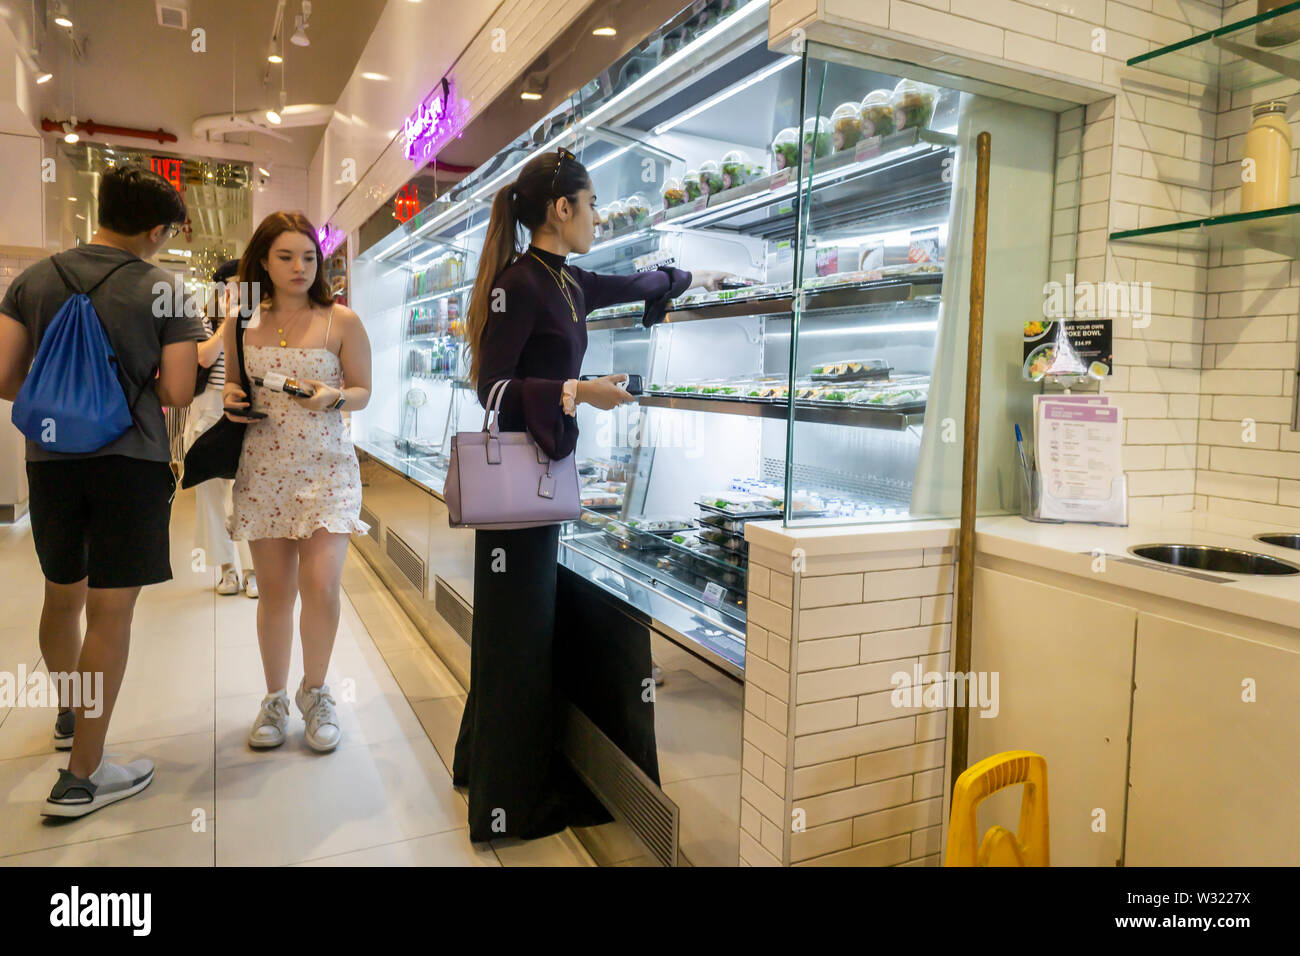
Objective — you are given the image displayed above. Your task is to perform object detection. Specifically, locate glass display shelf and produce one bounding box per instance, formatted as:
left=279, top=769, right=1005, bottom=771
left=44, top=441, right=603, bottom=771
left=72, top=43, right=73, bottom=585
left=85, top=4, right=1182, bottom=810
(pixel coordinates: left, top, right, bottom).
left=1109, top=203, right=1300, bottom=254
left=1126, top=1, right=1300, bottom=91
left=637, top=393, right=926, bottom=429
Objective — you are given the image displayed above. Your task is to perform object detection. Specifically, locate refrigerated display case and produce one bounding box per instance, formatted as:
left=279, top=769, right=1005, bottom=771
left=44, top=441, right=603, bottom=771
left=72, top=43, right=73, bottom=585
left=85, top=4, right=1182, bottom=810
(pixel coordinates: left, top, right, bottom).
left=348, top=0, right=1051, bottom=864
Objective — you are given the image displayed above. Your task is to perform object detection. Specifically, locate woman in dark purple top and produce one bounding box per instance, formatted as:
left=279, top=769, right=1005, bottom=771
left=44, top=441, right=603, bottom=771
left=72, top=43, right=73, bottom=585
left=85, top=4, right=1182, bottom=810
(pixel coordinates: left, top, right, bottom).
left=452, top=148, right=728, bottom=841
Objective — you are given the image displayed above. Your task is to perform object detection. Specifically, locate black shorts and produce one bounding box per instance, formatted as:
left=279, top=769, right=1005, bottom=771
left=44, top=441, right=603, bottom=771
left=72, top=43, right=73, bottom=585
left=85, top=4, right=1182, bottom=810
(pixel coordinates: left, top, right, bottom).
left=26, top=455, right=177, bottom=589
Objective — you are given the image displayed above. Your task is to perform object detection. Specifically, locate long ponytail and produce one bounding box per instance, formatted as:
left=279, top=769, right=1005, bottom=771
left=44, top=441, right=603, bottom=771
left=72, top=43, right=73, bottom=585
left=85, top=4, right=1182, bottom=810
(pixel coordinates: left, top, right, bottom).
left=466, top=186, right=517, bottom=388
left=465, top=148, right=593, bottom=388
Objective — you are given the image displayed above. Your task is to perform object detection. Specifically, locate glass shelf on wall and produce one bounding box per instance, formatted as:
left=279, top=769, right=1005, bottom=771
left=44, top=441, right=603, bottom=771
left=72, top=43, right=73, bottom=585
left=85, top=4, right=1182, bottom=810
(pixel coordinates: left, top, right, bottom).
left=1127, top=1, right=1300, bottom=91
left=1109, top=203, right=1300, bottom=254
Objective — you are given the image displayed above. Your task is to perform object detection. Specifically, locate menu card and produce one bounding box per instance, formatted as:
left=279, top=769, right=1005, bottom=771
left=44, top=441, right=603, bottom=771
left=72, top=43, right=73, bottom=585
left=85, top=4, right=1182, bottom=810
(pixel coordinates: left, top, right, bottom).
left=1034, top=400, right=1124, bottom=522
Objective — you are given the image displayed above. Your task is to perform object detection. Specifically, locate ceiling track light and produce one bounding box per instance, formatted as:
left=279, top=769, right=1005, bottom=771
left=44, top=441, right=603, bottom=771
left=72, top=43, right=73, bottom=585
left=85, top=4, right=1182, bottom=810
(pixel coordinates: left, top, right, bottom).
left=63, top=118, right=79, bottom=143
left=52, top=2, right=72, bottom=29
left=36, top=71, right=53, bottom=84
left=592, top=26, right=616, bottom=36
left=291, top=1, right=311, bottom=46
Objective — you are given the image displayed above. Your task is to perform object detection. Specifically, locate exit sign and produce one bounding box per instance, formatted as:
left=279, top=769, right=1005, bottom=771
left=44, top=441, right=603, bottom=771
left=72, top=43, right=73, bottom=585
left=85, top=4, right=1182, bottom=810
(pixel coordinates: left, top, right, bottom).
left=150, top=156, right=183, bottom=194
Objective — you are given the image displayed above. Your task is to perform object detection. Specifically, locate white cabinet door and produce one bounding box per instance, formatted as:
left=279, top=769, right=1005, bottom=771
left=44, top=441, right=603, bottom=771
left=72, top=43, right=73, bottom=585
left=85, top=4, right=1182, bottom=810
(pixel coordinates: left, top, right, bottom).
left=968, top=568, right=1136, bottom=866
left=1127, top=612, right=1300, bottom=866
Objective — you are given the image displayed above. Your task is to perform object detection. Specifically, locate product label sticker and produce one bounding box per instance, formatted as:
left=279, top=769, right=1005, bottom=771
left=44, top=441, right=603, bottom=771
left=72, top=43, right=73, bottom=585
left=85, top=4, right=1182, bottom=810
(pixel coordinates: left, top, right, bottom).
left=769, top=169, right=792, bottom=190
left=702, top=581, right=726, bottom=606
left=692, top=197, right=708, bottom=212
left=261, top=372, right=287, bottom=392
left=855, top=136, right=882, bottom=162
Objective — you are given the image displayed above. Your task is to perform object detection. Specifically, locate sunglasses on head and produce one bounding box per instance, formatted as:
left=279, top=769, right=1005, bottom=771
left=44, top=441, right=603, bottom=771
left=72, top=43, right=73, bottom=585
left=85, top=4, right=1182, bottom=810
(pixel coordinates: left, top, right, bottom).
left=551, top=147, right=576, bottom=198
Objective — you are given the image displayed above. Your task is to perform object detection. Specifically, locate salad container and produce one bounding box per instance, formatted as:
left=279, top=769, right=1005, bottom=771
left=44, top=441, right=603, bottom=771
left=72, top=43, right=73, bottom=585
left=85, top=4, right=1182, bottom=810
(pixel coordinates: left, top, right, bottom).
left=698, top=160, right=725, bottom=197
left=859, top=90, right=895, bottom=139
left=831, top=102, right=865, bottom=151
left=771, top=127, right=800, bottom=171
left=802, top=116, right=833, bottom=162
left=891, top=79, right=938, bottom=132
left=662, top=177, right=687, bottom=208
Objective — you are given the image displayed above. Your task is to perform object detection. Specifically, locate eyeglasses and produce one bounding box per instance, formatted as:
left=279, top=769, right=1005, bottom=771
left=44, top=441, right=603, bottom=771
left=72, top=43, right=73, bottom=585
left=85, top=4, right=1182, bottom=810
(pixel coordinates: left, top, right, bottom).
left=551, top=147, right=575, bottom=198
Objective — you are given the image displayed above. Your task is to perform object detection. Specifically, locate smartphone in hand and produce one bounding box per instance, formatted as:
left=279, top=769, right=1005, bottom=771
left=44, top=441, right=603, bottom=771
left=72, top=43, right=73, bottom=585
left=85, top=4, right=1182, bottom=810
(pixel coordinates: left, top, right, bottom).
left=224, top=406, right=268, bottom=420
left=581, top=373, right=643, bottom=395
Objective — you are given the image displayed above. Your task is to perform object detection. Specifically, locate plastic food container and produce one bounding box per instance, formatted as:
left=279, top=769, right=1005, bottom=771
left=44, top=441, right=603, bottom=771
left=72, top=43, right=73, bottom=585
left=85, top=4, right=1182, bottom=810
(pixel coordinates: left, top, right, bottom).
left=626, top=515, right=694, bottom=534
left=810, top=358, right=892, bottom=381
left=831, top=102, right=865, bottom=151
left=891, top=79, right=937, bottom=133
left=721, top=150, right=750, bottom=190
left=683, top=169, right=703, bottom=200
left=696, top=491, right=781, bottom=515
left=771, top=127, right=800, bottom=171
left=698, top=160, right=725, bottom=197
left=663, top=177, right=687, bottom=208
left=859, top=89, right=895, bottom=139
left=624, top=194, right=651, bottom=225
left=604, top=199, right=629, bottom=232
left=802, top=116, right=833, bottom=162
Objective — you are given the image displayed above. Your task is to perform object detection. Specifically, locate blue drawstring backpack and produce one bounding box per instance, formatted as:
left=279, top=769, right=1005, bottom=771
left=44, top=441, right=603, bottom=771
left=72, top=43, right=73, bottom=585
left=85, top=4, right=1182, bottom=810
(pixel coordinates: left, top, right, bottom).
left=12, top=255, right=145, bottom=453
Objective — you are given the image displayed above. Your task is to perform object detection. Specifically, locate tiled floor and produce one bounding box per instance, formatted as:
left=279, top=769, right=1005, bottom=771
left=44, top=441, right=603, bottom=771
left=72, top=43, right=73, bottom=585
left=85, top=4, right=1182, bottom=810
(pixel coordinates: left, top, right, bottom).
left=0, top=488, right=593, bottom=867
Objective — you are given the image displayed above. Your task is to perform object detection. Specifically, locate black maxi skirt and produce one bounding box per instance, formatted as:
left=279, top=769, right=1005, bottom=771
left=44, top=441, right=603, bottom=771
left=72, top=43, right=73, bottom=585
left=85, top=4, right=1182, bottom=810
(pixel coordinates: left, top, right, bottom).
left=452, top=524, right=611, bottom=841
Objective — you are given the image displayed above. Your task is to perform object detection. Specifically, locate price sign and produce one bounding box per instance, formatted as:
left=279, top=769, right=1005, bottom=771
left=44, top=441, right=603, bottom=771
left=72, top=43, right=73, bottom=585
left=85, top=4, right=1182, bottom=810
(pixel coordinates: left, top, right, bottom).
left=769, top=169, right=792, bottom=190
left=702, top=581, right=726, bottom=607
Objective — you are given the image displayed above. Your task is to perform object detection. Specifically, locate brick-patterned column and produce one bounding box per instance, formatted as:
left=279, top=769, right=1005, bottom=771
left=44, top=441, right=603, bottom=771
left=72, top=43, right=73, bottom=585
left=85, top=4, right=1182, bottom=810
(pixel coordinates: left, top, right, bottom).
left=739, top=525, right=957, bottom=866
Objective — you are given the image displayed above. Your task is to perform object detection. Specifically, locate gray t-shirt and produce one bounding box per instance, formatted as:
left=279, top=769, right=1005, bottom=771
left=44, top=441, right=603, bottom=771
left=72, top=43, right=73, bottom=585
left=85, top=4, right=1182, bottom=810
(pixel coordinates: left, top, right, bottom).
left=0, top=244, right=205, bottom=462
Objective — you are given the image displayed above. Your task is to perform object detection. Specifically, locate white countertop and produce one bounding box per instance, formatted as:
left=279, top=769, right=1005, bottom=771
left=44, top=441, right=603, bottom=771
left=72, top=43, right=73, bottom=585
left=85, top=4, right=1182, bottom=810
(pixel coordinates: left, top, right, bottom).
left=974, top=512, right=1300, bottom=632
left=748, top=511, right=1300, bottom=632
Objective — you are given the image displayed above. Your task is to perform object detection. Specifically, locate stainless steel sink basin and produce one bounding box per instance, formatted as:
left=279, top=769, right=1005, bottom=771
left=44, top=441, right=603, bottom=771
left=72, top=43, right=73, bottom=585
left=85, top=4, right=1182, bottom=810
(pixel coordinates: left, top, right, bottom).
left=1255, top=532, right=1300, bottom=551
left=1129, top=544, right=1300, bottom=576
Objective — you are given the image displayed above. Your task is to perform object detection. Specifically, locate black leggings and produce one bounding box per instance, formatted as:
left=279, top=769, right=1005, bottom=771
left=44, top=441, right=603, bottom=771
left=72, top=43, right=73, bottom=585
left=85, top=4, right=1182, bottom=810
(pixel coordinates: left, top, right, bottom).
left=452, top=524, right=609, bottom=841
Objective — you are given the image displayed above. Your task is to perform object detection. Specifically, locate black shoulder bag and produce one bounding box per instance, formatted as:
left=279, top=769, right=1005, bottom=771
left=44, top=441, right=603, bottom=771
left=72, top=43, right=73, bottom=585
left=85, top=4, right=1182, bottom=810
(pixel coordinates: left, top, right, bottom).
left=181, top=314, right=253, bottom=488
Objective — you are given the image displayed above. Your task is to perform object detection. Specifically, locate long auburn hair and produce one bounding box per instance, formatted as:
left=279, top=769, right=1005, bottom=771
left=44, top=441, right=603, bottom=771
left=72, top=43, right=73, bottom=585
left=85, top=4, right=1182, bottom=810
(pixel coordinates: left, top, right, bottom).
left=240, top=210, right=334, bottom=312
left=466, top=149, right=592, bottom=386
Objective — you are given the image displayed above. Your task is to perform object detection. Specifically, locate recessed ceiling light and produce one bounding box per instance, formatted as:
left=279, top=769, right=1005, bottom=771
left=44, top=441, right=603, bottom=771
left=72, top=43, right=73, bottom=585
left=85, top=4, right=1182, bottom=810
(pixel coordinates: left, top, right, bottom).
left=67, top=196, right=76, bottom=201
left=520, top=91, right=542, bottom=101
left=362, top=72, right=389, bottom=81
left=36, top=72, right=53, bottom=84
left=593, top=27, right=616, bottom=36
left=268, top=52, right=283, bottom=64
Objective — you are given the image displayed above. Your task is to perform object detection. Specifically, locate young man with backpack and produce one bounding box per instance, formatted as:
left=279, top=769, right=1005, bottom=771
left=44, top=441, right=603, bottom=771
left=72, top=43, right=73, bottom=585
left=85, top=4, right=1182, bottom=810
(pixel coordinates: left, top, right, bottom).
left=0, top=164, right=203, bottom=817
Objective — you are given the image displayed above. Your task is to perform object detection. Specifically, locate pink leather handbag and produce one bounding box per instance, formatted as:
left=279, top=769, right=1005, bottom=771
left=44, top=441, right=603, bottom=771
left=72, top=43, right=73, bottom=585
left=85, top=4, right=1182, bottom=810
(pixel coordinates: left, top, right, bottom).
left=445, top=379, right=581, bottom=530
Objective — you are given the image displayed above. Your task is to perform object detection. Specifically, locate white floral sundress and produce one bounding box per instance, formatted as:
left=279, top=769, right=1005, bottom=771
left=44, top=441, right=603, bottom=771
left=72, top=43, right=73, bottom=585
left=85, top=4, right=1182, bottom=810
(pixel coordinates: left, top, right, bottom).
left=228, top=306, right=370, bottom=541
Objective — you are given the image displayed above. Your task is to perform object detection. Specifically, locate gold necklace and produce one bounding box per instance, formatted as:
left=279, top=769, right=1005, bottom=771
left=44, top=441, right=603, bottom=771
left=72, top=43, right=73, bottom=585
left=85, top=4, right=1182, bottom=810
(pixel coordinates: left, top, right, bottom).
left=529, top=251, right=579, bottom=323
left=271, top=305, right=312, bottom=347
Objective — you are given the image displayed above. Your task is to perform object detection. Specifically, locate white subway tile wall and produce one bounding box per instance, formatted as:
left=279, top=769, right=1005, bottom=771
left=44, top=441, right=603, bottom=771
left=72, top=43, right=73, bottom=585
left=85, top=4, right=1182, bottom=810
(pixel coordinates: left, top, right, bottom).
left=740, top=544, right=953, bottom=866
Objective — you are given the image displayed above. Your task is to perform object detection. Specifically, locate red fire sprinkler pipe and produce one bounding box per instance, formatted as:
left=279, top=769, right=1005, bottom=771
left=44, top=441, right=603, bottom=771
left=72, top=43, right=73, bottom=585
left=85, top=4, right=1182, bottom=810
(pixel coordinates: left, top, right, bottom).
left=41, top=117, right=178, bottom=145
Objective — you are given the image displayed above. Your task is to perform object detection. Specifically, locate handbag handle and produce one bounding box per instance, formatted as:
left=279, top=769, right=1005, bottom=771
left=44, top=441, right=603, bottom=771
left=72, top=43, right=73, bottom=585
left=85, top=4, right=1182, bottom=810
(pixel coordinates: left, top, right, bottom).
left=481, top=378, right=509, bottom=435
left=235, top=306, right=253, bottom=409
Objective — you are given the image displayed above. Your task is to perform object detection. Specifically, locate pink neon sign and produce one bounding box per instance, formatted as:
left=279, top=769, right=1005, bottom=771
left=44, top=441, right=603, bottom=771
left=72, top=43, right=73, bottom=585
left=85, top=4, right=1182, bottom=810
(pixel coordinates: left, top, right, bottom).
left=402, top=76, right=466, bottom=163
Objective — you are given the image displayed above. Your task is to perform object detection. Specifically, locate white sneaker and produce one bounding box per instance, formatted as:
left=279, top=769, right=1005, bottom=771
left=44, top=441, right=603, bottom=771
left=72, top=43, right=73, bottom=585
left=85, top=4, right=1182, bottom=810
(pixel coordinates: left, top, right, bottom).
left=295, top=680, right=341, bottom=753
left=216, top=569, right=240, bottom=595
left=42, top=757, right=155, bottom=818
left=243, top=572, right=259, bottom=599
left=248, top=690, right=290, bottom=748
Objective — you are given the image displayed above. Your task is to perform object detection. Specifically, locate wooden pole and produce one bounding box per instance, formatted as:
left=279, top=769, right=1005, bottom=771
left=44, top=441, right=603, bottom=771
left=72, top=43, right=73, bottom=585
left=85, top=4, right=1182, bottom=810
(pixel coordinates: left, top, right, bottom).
left=950, top=131, right=991, bottom=800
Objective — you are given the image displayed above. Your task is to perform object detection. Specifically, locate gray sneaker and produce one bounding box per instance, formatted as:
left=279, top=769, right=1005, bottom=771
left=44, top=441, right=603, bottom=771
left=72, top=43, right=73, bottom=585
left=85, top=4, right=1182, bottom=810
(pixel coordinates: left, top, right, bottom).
left=42, top=758, right=155, bottom=818
left=53, top=710, right=75, bottom=751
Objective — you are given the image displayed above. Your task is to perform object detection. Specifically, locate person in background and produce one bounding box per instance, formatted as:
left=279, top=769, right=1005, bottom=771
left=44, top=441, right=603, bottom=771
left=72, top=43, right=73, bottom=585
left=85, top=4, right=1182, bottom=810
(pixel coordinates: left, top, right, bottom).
left=223, top=211, right=372, bottom=753
left=184, top=259, right=257, bottom=598
left=0, top=165, right=201, bottom=817
left=453, top=148, right=730, bottom=841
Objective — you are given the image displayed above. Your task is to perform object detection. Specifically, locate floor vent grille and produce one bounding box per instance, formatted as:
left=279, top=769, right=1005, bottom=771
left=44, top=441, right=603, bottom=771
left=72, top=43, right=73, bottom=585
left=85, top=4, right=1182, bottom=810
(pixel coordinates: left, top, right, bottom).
left=561, top=701, right=678, bottom=867
left=434, top=576, right=472, bottom=644
left=385, top=530, right=427, bottom=595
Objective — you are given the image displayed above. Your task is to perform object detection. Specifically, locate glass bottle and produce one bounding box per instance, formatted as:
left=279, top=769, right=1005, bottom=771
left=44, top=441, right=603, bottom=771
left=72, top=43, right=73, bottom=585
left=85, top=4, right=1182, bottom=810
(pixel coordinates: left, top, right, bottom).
left=1241, top=101, right=1292, bottom=212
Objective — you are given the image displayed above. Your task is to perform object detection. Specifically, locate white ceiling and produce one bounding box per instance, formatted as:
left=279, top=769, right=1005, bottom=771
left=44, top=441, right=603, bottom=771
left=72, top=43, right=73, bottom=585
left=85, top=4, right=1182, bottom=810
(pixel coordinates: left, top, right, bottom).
left=3, top=0, right=387, bottom=167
